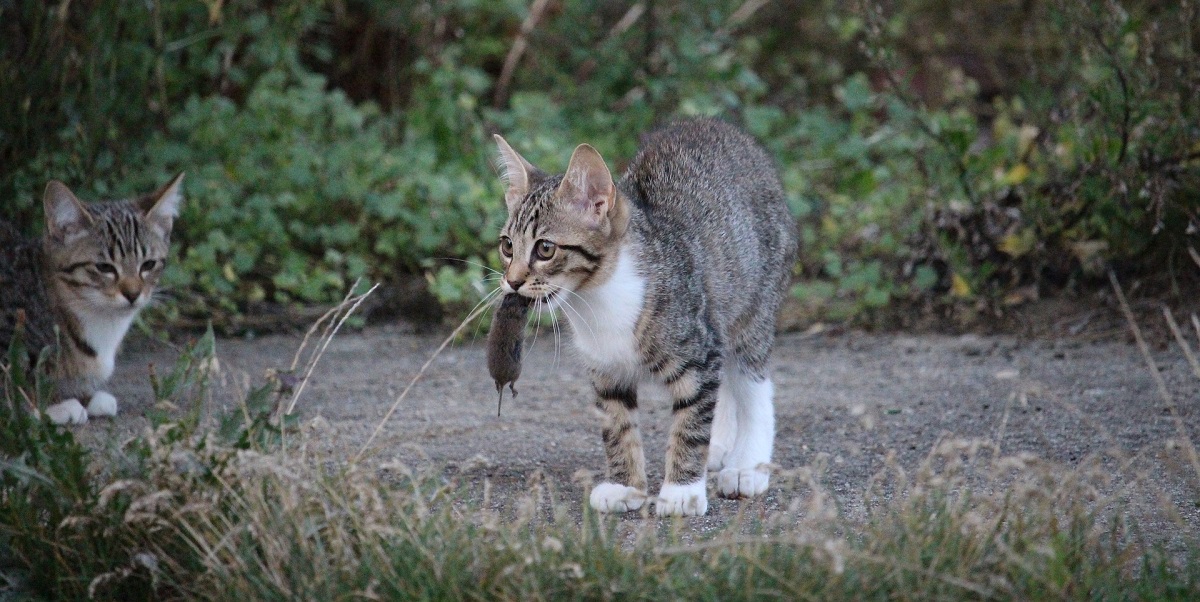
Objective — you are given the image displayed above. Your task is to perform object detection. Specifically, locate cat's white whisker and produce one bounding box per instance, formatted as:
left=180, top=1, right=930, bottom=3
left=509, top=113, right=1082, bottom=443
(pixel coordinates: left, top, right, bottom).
left=434, top=256, right=503, bottom=278
left=545, top=296, right=563, bottom=369
left=527, top=296, right=547, bottom=354
left=545, top=284, right=597, bottom=341
left=469, top=287, right=506, bottom=343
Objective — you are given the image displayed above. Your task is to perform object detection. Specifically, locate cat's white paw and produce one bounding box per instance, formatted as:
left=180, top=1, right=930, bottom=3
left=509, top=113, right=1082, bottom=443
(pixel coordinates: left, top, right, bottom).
left=45, top=399, right=88, bottom=425
left=717, top=467, right=770, bottom=499
left=589, top=482, right=647, bottom=513
left=87, top=391, right=119, bottom=418
left=655, top=480, right=708, bottom=516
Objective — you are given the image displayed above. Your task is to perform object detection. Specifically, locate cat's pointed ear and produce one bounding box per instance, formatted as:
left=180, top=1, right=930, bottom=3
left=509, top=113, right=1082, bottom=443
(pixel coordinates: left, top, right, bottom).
left=43, top=181, right=92, bottom=241
left=139, top=172, right=185, bottom=234
left=559, top=143, right=615, bottom=229
left=494, top=134, right=536, bottom=211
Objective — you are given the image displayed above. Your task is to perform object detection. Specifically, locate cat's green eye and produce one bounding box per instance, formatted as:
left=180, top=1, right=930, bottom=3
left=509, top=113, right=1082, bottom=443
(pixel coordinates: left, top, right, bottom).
left=534, top=240, right=557, bottom=261
left=140, top=259, right=158, bottom=273
left=499, top=236, right=514, bottom=258
left=95, top=263, right=118, bottom=277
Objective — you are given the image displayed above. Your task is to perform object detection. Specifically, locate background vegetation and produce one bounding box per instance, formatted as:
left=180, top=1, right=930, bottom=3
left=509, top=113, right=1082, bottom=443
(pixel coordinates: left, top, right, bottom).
left=3, top=4, right=1199, bottom=598
left=1, top=0, right=1197, bottom=328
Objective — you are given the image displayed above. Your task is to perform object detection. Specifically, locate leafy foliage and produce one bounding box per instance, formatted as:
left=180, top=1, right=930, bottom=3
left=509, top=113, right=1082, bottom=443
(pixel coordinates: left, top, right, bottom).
left=1, top=0, right=1197, bottom=326
left=0, top=324, right=282, bottom=599
left=136, top=70, right=492, bottom=311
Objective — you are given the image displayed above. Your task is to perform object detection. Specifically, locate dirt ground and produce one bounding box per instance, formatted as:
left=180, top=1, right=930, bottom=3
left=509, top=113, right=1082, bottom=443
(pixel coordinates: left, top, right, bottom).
left=85, top=304, right=1200, bottom=538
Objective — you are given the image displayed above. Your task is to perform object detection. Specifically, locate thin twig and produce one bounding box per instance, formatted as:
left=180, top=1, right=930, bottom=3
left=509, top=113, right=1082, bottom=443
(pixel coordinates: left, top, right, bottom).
left=493, top=0, right=553, bottom=108
left=605, top=3, right=645, bottom=41
left=354, top=299, right=499, bottom=462
left=1162, top=306, right=1200, bottom=380
left=1109, top=270, right=1200, bottom=479
left=718, top=0, right=769, bottom=35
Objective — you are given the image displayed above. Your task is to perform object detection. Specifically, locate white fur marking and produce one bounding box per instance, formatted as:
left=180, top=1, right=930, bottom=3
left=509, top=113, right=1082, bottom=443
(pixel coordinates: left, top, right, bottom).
left=656, top=479, right=708, bottom=516
left=716, top=375, right=775, bottom=499
left=153, top=180, right=184, bottom=219
left=707, top=384, right=738, bottom=471
left=46, top=399, right=87, bottom=425
left=568, top=247, right=645, bottom=377
left=589, top=482, right=647, bottom=513
left=79, top=311, right=136, bottom=380
left=87, top=391, right=119, bottom=417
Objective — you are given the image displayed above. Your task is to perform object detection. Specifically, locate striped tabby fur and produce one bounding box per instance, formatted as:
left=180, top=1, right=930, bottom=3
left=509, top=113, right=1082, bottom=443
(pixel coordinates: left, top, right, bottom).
left=494, top=118, right=797, bottom=516
left=0, top=175, right=184, bottom=425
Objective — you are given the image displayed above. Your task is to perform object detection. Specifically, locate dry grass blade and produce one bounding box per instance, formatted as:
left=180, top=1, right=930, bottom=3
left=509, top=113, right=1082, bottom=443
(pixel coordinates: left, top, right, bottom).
left=286, top=277, right=375, bottom=376
left=1163, top=306, right=1200, bottom=380
left=287, top=288, right=357, bottom=373
left=283, top=280, right=379, bottom=416
left=354, top=298, right=499, bottom=462
left=1109, top=270, right=1200, bottom=479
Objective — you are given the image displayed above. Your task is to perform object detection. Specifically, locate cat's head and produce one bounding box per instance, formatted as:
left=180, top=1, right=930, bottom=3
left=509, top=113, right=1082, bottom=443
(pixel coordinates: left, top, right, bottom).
left=493, top=135, right=629, bottom=301
left=42, top=174, right=185, bottom=315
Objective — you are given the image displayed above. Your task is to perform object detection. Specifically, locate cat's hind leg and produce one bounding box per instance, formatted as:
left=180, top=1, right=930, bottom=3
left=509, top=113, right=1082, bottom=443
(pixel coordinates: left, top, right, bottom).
left=707, top=383, right=737, bottom=471
left=45, top=399, right=88, bottom=425
left=86, top=391, right=118, bottom=418
left=715, top=367, right=774, bottom=499
left=588, top=378, right=649, bottom=513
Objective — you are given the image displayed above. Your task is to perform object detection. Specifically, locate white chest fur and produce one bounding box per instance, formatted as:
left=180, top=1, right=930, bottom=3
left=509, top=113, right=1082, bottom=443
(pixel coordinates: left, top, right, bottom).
left=81, top=312, right=136, bottom=380
left=567, top=247, right=646, bottom=377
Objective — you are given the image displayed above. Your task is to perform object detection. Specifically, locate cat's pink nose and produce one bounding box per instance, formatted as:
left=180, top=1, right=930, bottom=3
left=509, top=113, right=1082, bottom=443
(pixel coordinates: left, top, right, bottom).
left=506, top=278, right=525, bottom=291
left=120, top=289, right=139, bottom=304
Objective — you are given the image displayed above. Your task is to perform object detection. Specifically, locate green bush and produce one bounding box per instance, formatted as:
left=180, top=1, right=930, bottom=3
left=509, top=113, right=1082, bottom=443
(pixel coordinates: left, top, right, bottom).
left=133, top=69, right=492, bottom=313
left=1, top=0, right=1197, bottom=326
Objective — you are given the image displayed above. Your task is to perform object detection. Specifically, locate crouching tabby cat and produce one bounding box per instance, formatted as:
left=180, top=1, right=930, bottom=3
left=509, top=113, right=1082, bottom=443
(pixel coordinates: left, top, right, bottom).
left=0, top=175, right=184, bottom=425
left=493, top=119, right=797, bottom=516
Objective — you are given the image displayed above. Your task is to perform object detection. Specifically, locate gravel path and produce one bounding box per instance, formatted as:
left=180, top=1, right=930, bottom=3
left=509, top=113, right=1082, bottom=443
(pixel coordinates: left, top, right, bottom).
left=89, top=322, right=1200, bottom=536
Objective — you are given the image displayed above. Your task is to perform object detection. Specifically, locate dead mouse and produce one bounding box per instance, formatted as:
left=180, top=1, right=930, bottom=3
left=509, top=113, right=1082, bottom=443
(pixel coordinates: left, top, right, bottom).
left=486, top=293, right=531, bottom=415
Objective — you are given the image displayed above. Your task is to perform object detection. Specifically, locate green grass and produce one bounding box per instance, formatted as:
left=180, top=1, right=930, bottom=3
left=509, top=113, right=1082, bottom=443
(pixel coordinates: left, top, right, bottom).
left=2, top=327, right=1198, bottom=601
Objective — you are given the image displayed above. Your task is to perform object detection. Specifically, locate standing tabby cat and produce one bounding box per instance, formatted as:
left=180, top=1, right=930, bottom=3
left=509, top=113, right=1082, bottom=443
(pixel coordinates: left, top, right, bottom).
left=493, top=118, right=797, bottom=516
left=0, top=175, right=184, bottom=425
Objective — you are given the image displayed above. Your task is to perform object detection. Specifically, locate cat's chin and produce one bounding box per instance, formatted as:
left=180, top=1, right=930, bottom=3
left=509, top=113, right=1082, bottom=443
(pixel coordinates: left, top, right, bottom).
left=77, top=297, right=146, bottom=317
left=102, top=301, right=144, bottom=315
left=510, top=289, right=566, bottom=312
left=533, top=290, right=567, bottom=313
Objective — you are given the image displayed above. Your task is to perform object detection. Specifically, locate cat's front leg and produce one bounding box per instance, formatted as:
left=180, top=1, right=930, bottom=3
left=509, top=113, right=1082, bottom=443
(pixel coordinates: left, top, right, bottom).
left=589, top=379, right=649, bottom=513
left=658, top=363, right=720, bottom=516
